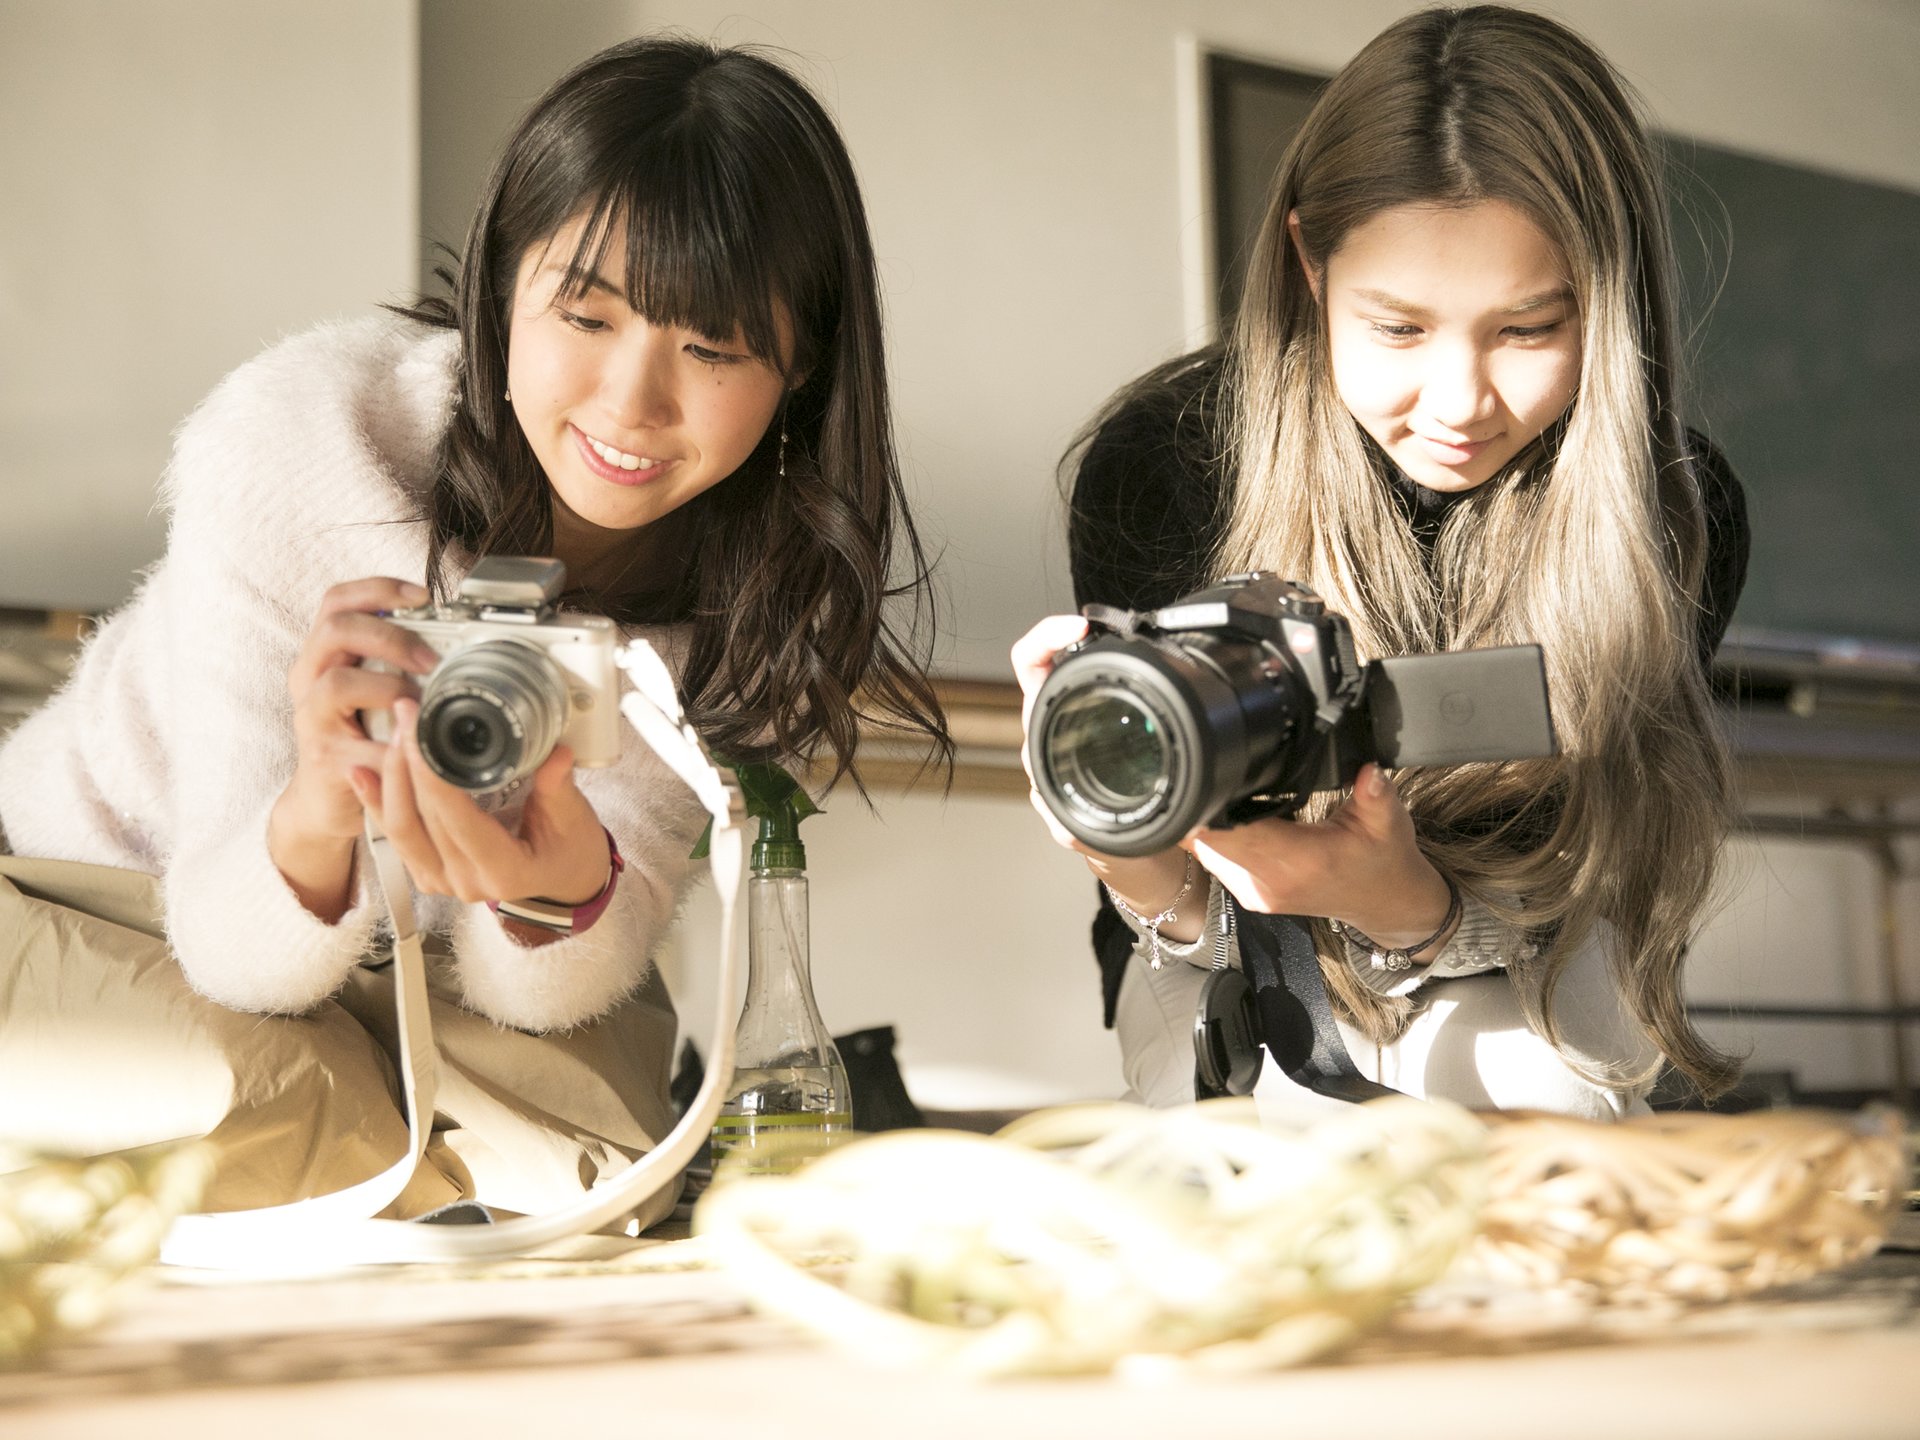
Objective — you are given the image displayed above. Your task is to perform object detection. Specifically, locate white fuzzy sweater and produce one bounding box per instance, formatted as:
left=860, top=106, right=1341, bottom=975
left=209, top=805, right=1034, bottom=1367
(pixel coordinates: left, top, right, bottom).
left=0, top=316, right=708, bottom=1031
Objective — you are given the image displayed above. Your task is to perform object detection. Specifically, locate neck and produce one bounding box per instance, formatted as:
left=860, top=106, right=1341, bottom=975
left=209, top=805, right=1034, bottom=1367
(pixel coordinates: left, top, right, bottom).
left=549, top=497, right=693, bottom=606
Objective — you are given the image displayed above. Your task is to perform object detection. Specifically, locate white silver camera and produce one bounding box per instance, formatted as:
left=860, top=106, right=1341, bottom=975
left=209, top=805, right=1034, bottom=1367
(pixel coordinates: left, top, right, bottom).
left=363, top=556, right=620, bottom=792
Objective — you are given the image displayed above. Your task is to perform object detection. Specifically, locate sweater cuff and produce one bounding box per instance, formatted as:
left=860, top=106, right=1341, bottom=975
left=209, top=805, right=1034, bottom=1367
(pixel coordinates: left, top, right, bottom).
left=163, top=800, right=379, bottom=1014
left=450, top=877, right=650, bottom=1032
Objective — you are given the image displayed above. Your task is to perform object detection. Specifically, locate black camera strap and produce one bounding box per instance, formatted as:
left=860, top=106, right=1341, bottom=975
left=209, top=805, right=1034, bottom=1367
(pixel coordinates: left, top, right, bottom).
left=1230, top=899, right=1400, bottom=1104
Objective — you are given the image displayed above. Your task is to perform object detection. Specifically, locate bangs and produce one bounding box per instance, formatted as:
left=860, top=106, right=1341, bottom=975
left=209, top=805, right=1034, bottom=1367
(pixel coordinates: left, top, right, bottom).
left=555, top=141, right=792, bottom=371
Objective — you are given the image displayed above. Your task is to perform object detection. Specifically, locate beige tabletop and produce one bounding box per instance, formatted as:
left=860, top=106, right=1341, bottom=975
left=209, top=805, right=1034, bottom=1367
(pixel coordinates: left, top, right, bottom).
left=4, top=1221, right=1917, bottom=1440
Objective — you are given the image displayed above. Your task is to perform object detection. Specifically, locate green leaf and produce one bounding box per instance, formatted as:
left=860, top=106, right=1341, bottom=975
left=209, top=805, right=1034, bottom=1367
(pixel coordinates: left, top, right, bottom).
left=688, top=757, right=819, bottom=859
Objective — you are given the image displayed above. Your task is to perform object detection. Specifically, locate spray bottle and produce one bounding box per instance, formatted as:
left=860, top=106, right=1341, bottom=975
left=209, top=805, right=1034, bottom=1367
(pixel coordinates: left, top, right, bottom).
left=709, top=764, right=852, bottom=1171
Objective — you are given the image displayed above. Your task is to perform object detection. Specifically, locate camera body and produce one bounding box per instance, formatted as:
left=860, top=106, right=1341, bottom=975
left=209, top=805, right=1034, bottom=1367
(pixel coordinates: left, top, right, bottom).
left=1026, top=572, right=1556, bottom=857
left=363, top=556, right=621, bottom=792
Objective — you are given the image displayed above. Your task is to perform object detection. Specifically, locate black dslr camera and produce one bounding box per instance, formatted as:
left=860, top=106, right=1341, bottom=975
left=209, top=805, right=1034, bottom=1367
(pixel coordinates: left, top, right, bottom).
left=1026, top=573, right=1557, bottom=857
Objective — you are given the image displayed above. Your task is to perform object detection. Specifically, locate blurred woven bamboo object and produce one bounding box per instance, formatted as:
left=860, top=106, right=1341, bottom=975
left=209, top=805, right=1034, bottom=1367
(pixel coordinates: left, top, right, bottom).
left=1466, top=1106, right=1906, bottom=1304
left=0, top=1140, right=215, bottom=1365
left=694, top=1098, right=1489, bottom=1377
left=694, top=1100, right=1907, bottom=1377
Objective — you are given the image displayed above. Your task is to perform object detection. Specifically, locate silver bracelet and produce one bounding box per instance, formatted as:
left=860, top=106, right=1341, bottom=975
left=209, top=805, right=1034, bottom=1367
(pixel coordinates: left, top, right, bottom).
left=1103, top=853, right=1197, bottom=972
left=1328, top=875, right=1462, bottom=973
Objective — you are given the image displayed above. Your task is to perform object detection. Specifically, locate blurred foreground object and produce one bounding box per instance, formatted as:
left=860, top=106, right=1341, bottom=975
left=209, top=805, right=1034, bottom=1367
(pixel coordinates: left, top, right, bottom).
left=696, top=1097, right=1487, bottom=1376
left=0, top=1140, right=215, bottom=1364
left=694, top=1100, right=1906, bottom=1378
left=1470, top=1106, right=1906, bottom=1303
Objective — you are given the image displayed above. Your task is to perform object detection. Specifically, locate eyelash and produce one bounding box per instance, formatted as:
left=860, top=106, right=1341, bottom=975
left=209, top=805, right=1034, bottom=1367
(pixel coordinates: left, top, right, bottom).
left=1365, top=320, right=1564, bottom=342
left=557, top=311, right=745, bottom=366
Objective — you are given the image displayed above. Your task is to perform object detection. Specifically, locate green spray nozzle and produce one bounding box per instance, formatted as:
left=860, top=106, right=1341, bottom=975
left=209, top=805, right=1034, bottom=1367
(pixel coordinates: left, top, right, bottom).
left=690, top=758, right=820, bottom=871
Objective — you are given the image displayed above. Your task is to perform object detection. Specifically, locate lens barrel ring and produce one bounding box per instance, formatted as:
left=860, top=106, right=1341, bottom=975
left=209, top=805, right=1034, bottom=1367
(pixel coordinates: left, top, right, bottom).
left=1028, top=637, right=1249, bottom=858
left=415, top=638, right=570, bottom=792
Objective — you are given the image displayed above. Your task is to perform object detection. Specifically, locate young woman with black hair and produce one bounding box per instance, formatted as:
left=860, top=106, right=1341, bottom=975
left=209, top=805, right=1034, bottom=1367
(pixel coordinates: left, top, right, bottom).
left=1015, top=5, right=1750, bottom=1121
left=0, top=37, right=947, bottom=1224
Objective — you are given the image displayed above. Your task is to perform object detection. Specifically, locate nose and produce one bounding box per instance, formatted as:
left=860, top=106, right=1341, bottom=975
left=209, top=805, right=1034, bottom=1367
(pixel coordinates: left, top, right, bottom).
left=1421, top=342, right=1498, bottom=437
left=602, top=327, right=680, bottom=431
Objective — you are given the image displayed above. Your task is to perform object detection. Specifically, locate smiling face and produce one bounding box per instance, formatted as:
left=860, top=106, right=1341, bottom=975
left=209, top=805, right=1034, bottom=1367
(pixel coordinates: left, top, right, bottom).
left=505, top=212, right=793, bottom=543
left=1314, top=199, right=1583, bottom=493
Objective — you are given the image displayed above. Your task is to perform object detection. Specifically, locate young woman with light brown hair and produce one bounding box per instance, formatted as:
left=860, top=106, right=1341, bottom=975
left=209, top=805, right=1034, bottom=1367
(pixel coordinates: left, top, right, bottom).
left=1016, top=4, right=1748, bottom=1118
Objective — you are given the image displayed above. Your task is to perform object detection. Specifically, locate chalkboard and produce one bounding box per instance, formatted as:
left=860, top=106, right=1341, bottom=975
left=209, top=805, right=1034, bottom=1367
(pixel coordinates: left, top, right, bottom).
left=1667, top=143, right=1920, bottom=647
left=1209, top=56, right=1920, bottom=647
left=1209, top=56, right=1322, bottom=320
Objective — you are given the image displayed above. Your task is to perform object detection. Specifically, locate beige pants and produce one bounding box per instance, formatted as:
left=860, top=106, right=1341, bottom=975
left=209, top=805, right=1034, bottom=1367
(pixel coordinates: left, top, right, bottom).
left=0, top=855, right=683, bottom=1230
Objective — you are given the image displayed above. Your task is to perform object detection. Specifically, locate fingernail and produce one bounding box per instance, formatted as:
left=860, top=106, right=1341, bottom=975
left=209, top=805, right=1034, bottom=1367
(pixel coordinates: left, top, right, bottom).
left=400, top=583, right=430, bottom=603
left=411, top=646, right=439, bottom=673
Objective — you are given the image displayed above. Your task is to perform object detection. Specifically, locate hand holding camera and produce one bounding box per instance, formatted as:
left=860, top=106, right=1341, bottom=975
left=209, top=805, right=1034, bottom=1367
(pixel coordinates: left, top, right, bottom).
left=270, top=560, right=622, bottom=924
left=1014, top=572, right=1556, bottom=948
left=269, top=577, right=441, bottom=922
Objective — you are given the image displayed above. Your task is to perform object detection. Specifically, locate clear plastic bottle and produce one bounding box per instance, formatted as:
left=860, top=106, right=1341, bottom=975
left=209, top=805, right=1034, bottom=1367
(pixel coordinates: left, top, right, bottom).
left=711, top=791, right=851, bottom=1174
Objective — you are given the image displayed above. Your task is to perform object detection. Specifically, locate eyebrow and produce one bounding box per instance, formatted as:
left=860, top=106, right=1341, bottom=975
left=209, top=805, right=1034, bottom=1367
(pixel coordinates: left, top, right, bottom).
left=539, top=262, right=624, bottom=299
left=1350, top=286, right=1574, bottom=318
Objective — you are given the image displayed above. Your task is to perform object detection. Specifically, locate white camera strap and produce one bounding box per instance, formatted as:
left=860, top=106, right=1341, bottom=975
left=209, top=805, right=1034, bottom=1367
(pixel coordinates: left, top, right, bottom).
left=159, top=638, right=745, bottom=1272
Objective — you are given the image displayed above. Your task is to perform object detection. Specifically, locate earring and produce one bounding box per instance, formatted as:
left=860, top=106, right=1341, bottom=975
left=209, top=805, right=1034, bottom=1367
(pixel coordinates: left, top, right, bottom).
left=778, top=421, right=788, bottom=478
left=503, top=388, right=512, bottom=403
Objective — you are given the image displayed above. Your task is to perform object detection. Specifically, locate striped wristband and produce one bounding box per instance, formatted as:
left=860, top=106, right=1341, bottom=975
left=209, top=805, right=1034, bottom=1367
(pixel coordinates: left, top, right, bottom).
left=489, top=827, right=624, bottom=936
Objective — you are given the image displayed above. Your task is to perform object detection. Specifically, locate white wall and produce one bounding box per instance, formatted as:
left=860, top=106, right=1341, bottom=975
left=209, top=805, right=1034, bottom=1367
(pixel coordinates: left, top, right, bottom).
left=0, top=0, right=418, bottom=611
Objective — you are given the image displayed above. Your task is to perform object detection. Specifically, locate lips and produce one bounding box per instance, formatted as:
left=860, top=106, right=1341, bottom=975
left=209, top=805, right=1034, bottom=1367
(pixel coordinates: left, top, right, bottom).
left=571, top=425, right=673, bottom=486
left=1412, top=431, right=1498, bottom=466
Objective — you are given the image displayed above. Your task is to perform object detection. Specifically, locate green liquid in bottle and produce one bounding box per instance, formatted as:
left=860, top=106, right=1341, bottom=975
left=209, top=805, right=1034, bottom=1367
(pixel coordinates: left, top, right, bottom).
left=712, top=1064, right=852, bottom=1174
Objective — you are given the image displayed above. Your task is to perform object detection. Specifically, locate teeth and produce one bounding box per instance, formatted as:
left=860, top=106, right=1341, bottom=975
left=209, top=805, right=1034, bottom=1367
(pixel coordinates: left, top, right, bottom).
left=585, top=435, right=658, bottom=471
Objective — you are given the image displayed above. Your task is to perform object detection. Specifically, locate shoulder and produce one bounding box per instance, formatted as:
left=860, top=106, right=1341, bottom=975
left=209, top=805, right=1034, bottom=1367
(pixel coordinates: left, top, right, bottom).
left=1685, top=427, right=1747, bottom=535
left=1068, top=347, right=1229, bottom=611
left=1683, top=427, right=1752, bottom=661
left=1074, top=347, right=1226, bottom=506
left=162, top=315, right=462, bottom=541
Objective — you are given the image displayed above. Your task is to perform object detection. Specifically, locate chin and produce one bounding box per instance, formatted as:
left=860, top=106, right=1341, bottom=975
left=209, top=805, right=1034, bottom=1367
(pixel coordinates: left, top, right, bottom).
left=1394, top=456, right=1497, bottom=494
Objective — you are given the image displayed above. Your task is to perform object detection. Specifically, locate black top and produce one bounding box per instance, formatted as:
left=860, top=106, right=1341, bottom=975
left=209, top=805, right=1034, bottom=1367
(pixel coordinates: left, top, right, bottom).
left=1067, top=347, right=1752, bottom=1028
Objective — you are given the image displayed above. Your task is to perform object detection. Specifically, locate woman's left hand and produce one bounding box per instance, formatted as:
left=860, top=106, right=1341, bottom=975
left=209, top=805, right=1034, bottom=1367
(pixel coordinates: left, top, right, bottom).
left=1190, top=763, right=1455, bottom=954
left=351, top=697, right=611, bottom=914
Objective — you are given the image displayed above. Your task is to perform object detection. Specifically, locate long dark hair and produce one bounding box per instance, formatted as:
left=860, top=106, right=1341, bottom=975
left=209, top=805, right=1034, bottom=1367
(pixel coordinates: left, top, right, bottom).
left=405, top=36, right=949, bottom=790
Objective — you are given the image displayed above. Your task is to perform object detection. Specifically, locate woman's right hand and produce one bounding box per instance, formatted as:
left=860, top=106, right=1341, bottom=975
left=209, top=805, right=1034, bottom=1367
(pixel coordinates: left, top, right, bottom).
left=269, top=578, right=441, bottom=918
left=1010, top=614, right=1204, bottom=942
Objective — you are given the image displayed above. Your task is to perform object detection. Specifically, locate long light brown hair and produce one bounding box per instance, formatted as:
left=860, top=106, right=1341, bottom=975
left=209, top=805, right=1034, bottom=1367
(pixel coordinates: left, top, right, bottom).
left=1219, top=6, right=1738, bottom=1096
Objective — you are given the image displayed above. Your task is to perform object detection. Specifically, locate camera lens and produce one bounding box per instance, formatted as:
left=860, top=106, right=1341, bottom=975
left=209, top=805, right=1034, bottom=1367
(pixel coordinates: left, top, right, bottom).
left=450, top=714, right=493, bottom=757
left=431, top=702, right=506, bottom=772
left=1041, top=686, right=1170, bottom=820
left=1029, top=629, right=1304, bottom=857
left=416, top=639, right=569, bottom=791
